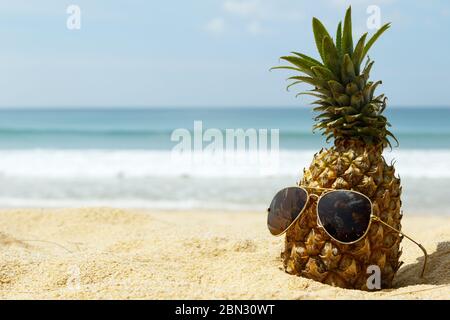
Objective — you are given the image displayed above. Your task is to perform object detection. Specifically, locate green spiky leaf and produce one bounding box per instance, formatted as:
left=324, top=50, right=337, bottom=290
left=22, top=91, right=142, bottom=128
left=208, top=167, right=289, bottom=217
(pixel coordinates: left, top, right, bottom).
left=352, top=33, right=368, bottom=74
left=335, top=93, right=350, bottom=106
left=297, top=91, right=329, bottom=99
left=328, top=80, right=345, bottom=96
left=342, top=7, right=353, bottom=56
left=312, top=18, right=332, bottom=62
left=327, top=117, right=346, bottom=128
left=366, top=80, right=382, bottom=101
left=350, top=92, right=364, bottom=108
left=291, top=52, right=323, bottom=67
left=345, top=82, right=359, bottom=95
left=334, top=106, right=358, bottom=115
left=270, top=66, right=304, bottom=73
left=336, top=21, right=342, bottom=57
left=362, top=23, right=391, bottom=61
left=279, top=56, right=315, bottom=76
left=362, top=60, right=375, bottom=82
left=344, top=114, right=362, bottom=123
left=386, top=130, right=399, bottom=146
left=288, top=76, right=328, bottom=89
left=341, top=54, right=355, bottom=83
left=286, top=81, right=303, bottom=91
left=311, top=66, right=338, bottom=81
left=312, top=105, right=332, bottom=112
left=322, top=36, right=340, bottom=76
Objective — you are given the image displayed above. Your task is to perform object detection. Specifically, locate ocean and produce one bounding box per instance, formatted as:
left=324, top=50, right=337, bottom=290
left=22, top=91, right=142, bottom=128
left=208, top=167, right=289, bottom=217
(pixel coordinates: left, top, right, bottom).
left=0, top=107, right=449, bottom=215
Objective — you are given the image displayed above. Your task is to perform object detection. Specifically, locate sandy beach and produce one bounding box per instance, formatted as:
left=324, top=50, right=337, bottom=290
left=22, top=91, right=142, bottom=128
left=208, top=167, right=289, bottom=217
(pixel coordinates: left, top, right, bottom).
left=0, top=208, right=448, bottom=299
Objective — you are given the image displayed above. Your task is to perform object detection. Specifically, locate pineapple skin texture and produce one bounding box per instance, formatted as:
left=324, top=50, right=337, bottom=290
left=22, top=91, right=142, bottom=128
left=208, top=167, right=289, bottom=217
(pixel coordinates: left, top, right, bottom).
left=283, top=141, right=403, bottom=290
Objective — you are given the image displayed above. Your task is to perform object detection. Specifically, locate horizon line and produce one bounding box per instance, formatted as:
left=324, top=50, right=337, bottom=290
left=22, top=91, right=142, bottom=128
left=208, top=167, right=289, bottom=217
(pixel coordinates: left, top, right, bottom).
left=0, top=105, right=449, bottom=110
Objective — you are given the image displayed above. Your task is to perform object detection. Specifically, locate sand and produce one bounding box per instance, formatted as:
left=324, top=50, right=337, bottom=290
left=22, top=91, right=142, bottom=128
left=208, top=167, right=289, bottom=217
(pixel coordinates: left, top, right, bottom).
left=0, top=208, right=448, bottom=299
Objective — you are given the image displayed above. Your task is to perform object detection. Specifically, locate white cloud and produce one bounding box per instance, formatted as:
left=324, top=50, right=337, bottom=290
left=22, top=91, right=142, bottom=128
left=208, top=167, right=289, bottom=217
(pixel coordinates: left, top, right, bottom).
left=247, top=20, right=264, bottom=35
left=205, top=17, right=226, bottom=34
left=206, top=0, right=303, bottom=36
left=223, top=0, right=303, bottom=21
left=223, top=0, right=261, bottom=17
left=330, top=0, right=396, bottom=8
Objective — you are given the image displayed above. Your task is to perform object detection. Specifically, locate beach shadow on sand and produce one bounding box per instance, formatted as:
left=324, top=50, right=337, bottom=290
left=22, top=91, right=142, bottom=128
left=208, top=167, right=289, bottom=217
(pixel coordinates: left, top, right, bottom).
left=394, top=241, right=450, bottom=288
left=0, top=232, right=31, bottom=249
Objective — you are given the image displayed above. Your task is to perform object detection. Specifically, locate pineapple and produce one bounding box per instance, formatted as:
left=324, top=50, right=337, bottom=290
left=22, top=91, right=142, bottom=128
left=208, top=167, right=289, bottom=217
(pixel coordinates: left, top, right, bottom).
left=273, top=7, right=403, bottom=290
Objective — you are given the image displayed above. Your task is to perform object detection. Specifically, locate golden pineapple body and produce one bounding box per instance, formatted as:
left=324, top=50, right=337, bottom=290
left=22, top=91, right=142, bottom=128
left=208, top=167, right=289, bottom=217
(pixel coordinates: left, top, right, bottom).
left=283, top=140, right=403, bottom=289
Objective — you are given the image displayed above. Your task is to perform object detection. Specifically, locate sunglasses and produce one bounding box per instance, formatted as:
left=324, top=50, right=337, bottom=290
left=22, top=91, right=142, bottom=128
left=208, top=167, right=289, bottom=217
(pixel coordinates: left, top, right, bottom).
left=267, top=186, right=428, bottom=277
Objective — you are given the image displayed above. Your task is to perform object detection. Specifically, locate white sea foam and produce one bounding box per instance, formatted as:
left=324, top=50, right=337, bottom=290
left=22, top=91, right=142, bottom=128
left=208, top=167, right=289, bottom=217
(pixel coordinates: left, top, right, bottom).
left=0, top=149, right=449, bottom=213
left=0, top=149, right=449, bottom=179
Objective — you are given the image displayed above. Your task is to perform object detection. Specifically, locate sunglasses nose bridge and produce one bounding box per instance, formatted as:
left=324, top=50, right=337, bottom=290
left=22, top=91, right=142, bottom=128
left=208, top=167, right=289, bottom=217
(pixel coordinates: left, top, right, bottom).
left=309, top=193, right=320, bottom=201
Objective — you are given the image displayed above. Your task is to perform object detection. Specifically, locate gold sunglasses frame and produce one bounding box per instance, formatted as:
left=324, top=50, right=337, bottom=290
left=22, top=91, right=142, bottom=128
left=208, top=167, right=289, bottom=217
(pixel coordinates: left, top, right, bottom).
left=268, top=185, right=428, bottom=277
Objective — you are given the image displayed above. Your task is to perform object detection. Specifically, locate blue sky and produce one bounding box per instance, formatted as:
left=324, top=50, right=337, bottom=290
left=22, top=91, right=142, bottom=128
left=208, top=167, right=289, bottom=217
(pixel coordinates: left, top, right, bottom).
left=0, top=0, right=449, bottom=108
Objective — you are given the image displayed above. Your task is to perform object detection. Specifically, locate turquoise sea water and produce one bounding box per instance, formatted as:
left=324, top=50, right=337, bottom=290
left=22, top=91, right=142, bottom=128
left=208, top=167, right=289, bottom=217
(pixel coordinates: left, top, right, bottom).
left=0, top=107, right=449, bottom=214
left=0, top=108, right=449, bottom=149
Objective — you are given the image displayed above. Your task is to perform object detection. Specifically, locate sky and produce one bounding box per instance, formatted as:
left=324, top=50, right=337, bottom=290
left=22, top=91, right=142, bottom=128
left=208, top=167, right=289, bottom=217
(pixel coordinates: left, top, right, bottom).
left=0, top=0, right=449, bottom=108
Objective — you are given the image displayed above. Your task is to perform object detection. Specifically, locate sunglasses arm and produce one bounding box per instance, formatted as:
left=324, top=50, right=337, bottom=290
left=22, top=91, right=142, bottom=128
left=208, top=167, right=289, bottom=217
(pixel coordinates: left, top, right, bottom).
left=301, top=186, right=336, bottom=192
left=372, top=216, right=428, bottom=278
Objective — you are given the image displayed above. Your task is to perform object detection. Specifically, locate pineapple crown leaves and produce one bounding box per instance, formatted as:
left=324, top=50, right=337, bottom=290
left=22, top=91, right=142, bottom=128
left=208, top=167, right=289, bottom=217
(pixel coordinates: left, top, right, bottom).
left=271, top=6, right=396, bottom=148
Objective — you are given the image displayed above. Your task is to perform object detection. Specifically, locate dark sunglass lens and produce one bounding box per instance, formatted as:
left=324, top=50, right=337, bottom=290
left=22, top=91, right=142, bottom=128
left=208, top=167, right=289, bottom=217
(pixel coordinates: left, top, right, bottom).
left=267, top=187, right=308, bottom=236
left=317, top=191, right=372, bottom=243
